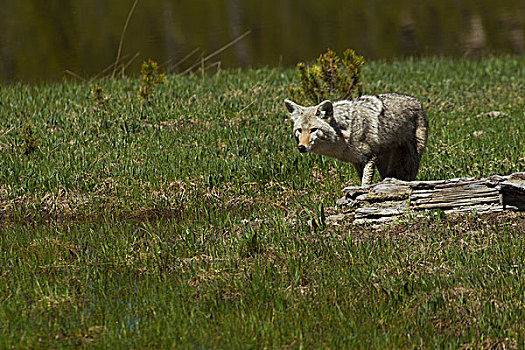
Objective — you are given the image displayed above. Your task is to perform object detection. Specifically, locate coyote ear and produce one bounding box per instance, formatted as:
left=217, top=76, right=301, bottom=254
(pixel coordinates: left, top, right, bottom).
left=317, top=100, right=333, bottom=119
left=284, top=99, right=301, bottom=114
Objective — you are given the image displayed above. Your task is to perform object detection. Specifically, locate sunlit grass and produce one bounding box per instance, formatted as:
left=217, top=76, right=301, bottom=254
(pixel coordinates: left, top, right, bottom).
left=0, top=55, right=524, bottom=348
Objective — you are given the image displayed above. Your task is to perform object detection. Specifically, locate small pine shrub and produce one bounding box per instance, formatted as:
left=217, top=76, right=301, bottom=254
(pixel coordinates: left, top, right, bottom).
left=138, top=59, right=166, bottom=104
left=288, top=48, right=366, bottom=105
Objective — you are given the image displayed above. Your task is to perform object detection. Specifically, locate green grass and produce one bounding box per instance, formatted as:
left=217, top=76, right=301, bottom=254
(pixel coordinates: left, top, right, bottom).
left=0, top=55, right=524, bottom=348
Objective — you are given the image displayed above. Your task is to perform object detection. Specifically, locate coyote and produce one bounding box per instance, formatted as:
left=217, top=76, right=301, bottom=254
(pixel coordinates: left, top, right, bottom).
left=285, top=93, right=429, bottom=185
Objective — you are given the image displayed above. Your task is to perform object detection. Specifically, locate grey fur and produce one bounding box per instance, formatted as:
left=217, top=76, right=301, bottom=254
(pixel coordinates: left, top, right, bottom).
left=285, top=93, right=429, bottom=185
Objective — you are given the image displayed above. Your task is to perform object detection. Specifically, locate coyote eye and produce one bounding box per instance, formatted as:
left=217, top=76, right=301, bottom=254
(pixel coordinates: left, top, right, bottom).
left=310, top=128, right=318, bottom=133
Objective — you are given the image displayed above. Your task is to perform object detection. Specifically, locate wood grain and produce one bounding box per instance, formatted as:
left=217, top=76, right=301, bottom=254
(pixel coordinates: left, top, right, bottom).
left=332, top=172, right=525, bottom=224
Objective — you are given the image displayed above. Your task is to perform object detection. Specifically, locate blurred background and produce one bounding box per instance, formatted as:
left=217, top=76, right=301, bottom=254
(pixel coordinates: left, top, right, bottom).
left=0, top=0, right=523, bottom=82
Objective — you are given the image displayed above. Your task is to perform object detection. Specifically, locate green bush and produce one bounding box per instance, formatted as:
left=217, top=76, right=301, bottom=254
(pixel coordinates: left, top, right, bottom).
left=288, top=48, right=366, bottom=105
left=138, top=59, right=166, bottom=103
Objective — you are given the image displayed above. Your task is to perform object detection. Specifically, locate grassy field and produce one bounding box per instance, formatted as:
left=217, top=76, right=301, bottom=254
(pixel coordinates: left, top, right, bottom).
left=1, top=55, right=524, bottom=348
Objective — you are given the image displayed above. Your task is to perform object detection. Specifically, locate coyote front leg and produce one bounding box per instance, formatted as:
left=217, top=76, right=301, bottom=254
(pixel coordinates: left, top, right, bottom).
left=361, top=156, right=377, bottom=186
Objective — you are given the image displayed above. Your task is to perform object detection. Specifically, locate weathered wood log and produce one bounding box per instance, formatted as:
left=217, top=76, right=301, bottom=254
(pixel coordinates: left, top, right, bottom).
left=332, top=172, right=525, bottom=224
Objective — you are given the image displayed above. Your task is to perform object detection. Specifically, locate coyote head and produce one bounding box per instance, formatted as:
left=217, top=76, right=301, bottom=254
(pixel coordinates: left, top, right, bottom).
left=284, top=99, right=334, bottom=154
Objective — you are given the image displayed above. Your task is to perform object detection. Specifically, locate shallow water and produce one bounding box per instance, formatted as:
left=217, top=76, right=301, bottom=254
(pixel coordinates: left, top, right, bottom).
left=0, top=0, right=523, bottom=81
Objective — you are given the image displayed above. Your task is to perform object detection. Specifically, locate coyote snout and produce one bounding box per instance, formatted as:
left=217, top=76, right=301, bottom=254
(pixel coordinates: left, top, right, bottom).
left=295, top=127, right=316, bottom=153
left=297, top=145, right=308, bottom=153
left=285, top=93, right=429, bottom=186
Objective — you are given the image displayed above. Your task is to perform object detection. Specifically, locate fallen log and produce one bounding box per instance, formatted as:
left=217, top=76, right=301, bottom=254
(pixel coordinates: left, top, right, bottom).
left=331, top=172, right=525, bottom=224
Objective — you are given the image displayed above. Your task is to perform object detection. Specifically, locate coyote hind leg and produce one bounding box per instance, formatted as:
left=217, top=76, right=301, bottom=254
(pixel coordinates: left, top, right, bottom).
left=377, top=142, right=419, bottom=181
